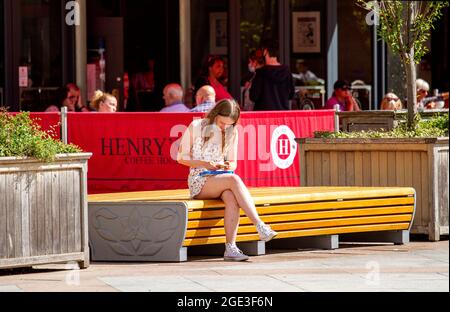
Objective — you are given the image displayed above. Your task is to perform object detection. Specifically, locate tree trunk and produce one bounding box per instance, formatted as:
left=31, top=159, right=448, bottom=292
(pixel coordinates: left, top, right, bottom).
left=404, top=52, right=417, bottom=130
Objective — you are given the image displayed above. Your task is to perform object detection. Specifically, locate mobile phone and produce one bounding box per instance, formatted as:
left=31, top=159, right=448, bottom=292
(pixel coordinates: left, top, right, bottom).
left=199, top=170, right=234, bottom=177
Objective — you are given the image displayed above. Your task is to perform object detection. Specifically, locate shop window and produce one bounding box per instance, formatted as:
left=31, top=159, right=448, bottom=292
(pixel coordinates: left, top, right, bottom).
left=290, top=0, right=326, bottom=110
left=19, top=0, right=63, bottom=111
left=0, top=0, right=4, bottom=107
left=239, top=0, right=278, bottom=110
left=337, top=0, right=373, bottom=110
left=190, top=0, right=229, bottom=106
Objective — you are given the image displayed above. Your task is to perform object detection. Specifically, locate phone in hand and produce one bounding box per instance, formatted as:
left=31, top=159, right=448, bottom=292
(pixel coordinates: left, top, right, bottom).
left=199, top=170, right=234, bottom=177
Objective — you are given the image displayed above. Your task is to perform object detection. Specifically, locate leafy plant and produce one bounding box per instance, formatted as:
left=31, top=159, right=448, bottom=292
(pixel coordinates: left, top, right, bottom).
left=0, top=109, right=82, bottom=162
left=357, top=0, right=449, bottom=129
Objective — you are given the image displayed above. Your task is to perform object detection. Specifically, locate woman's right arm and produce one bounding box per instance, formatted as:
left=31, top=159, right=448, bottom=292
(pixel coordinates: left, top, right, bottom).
left=177, top=123, right=220, bottom=170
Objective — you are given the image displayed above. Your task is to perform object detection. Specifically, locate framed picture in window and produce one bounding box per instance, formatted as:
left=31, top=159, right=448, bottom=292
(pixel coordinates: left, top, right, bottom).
left=292, top=11, right=321, bottom=53
left=210, top=12, right=228, bottom=55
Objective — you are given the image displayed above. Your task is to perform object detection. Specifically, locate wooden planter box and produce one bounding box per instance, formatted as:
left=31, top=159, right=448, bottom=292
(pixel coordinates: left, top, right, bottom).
left=338, top=110, right=449, bottom=132
left=0, top=153, right=92, bottom=269
left=297, top=138, right=449, bottom=241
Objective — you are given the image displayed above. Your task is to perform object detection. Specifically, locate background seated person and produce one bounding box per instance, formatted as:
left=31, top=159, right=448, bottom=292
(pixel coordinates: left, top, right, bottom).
left=380, top=92, right=403, bottom=111
left=325, top=80, right=361, bottom=112
left=45, top=83, right=89, bottom=112
left=160, top=84, right=190, bottom=112
left=90, top=90, right=118, bottom=112
left=194, top=55, right=232, bottom=102
left=414, top=78, right=448, bottom=110
left=191, top=86, right=217, bottom=113
left=416, top=78, right=431, bottom=110
left=292, top=59, right=324, bottom=86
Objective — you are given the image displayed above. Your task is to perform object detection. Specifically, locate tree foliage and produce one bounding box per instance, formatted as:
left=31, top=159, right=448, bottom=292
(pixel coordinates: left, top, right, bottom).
left=357, top=0, right=448, bottom=129
left=358, top=1, right=448, bottom=64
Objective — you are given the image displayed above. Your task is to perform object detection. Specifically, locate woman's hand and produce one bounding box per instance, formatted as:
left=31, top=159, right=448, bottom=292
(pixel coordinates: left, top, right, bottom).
left=205, top=161, right=232, bottom=170
left=205, top=162, right=223, bottom=170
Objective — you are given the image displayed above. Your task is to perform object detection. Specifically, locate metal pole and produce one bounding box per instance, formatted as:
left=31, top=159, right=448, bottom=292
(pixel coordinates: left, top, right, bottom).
left=75, top=0, right=87, bottom=103
left=334, top=104, right=340, bottom=133
left=179, top=0, right=192, bottom=94
left=61, top=107, right=68, bottom=144
left=327, top=1, right=338, bottom=100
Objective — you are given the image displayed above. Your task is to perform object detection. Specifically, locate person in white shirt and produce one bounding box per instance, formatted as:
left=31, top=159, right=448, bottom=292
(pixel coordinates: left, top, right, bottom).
left=293, top=59, right=324, bottom=85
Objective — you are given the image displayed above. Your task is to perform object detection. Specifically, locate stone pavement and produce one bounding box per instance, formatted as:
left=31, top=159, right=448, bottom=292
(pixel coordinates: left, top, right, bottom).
left=0, top=239, right=448, bottom=293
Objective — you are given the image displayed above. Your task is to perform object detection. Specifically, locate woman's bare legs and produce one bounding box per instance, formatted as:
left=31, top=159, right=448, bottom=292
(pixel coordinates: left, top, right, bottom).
left=195, top=174, right=262, bottom=244
left=221, top=190, right=240, bottom=243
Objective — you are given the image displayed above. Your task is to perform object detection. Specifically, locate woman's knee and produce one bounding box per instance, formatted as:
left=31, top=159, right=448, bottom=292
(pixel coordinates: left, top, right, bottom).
left=223, top=174, right=243, bottom=188
left=221, top=190, right=237, bottom=205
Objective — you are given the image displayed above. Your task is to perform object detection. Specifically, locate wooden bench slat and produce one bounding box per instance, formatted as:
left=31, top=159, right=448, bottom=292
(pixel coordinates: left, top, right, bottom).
left=183, top=223, right=411, bottom=246
left=188, top=198, right=415, bottom=219
left=187, top=206, right=415, bottom=229
left=184, top=215, right=413, bottom=239
left=88, top=187, right=415, bottom=209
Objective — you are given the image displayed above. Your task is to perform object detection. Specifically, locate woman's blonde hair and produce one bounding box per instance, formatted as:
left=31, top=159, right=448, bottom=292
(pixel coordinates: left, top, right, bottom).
left=90, top=90, right=116, bottom=111
left=203, top=99, right=241, bottom=154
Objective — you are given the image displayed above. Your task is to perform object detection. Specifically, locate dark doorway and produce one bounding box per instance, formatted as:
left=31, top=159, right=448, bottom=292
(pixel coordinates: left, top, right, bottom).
left=87, top=0, right=180, bottom=112
left=1, top=0, right=4, bottom=107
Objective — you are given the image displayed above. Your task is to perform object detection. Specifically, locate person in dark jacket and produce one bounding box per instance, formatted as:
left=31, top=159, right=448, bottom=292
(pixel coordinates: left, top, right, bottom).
left=249, top=47, right=295, bottom=111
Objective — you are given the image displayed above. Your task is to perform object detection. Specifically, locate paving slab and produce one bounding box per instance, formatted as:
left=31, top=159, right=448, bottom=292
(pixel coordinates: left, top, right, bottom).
left=0, top=241, right=447, bottom=292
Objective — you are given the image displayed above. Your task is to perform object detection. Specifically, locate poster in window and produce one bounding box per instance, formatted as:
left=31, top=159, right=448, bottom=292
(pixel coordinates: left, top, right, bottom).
left=292, top=12, right=321, bottom=53
left=210, top=12, right=227, bottom=55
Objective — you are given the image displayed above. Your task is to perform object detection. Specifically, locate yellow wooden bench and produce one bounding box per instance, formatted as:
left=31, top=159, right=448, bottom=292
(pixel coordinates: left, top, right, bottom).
left=88, top=187, right=415, bottom=262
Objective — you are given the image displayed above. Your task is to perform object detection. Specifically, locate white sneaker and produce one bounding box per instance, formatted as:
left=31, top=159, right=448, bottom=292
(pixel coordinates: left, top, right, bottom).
left=224, top=244, right=249, bottom=262
left=257, top=223, right=278, bottom=242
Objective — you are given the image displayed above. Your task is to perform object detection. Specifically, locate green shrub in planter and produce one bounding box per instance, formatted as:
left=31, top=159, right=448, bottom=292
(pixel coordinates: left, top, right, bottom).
left=0, top=110, right=81, bottom=162
left=316, top=114, right=449, bottom=139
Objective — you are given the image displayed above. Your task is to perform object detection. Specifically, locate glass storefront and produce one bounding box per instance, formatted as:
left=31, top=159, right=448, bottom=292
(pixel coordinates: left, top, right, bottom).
left=290, top=0, right=326, bottom=110
left=19, top=0, right=63, bottom=111
left=290, top=0, right=325, bottom=84
left=190, top=0, right=229, bottom=101
left=337, top=0, right=373, bottom=110
left=1, top=0, right=4, bottom=107
left=1, top=0, right=447, bottom=112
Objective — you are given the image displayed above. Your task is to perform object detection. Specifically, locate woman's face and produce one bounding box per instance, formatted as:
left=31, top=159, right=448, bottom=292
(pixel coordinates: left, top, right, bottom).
left=209, top=60, right=225, bottom=79
left=63, top=88, right=80, bottom=111
left=99, top=97, right=118, bottom=112
left=417, top=89, right=428, bottom=101
left=215, top=115, right=235, bottom=131
left=335, top=87, right=350, bottom=99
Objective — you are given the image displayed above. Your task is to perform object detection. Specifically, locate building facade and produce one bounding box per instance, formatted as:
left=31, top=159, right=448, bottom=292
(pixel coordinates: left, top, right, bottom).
left=1, top=0, right=448, bottom=112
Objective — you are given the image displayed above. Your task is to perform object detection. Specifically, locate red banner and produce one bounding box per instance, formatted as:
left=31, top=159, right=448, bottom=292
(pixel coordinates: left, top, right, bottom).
left=30, top=113, right=61, bottom=139
left=67, top=111, right=334, bottom=194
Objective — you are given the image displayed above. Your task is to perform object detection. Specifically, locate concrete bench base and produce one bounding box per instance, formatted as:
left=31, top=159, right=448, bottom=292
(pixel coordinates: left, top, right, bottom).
left=89, top=202, right=188, bottom=262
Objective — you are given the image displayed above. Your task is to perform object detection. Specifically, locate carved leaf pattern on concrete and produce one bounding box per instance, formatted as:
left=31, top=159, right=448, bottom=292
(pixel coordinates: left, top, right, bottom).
left=93, top=207, right=181, bottom=257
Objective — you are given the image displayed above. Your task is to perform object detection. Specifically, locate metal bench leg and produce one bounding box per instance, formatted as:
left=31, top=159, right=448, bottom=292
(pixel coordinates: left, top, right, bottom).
left=340, top=230, right=410, bottom=245
left=267, top=235, right=339, bottom=250
left=177, top=247, right=188, bottom=262
left=239, top=241, right=266, bottom=256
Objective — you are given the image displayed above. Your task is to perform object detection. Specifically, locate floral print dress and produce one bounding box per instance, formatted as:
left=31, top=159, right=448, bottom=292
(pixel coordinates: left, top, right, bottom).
left=178, top=119, right=237, bottom=199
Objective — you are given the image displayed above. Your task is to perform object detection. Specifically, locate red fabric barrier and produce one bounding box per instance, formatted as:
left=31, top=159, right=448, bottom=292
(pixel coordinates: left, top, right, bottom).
left=67, top=111, right=334, bottom=194
left=7, top=113, right=61, bottom=139
left=29, top=113, right=61, bottom=139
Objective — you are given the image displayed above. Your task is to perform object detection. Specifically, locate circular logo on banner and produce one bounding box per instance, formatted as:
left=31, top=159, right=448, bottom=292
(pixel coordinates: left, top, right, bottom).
left=271, top=126, right=298, bottom=170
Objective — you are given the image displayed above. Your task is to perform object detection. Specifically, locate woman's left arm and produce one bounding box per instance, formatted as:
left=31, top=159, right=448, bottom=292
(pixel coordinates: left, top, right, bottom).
left=225, top=129, right=239, bottom=171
